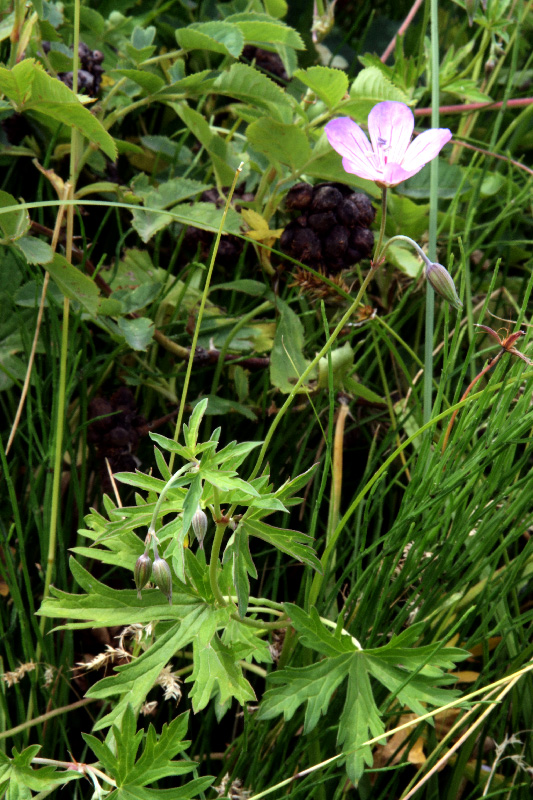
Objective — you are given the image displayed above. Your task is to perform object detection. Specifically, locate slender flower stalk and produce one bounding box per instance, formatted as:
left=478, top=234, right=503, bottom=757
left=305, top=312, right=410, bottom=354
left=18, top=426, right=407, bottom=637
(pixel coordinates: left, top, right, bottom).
left=379, top=235, right=462, bottom=310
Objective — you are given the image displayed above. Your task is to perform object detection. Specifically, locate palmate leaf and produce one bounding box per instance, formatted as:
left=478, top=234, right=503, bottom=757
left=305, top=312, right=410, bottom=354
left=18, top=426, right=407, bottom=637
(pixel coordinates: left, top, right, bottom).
left=0, top=745, right=80, bottom=799
left=83, top=706, right=214, bottom=799
left=259, top=608, right=469, bottom=783
left=258, top=653, right=353, bottom=733
left=284, top=604, right=355, bottom=657
left=339, top=657, right=386, bottom=782
left=186, top=633, right=256, bottom=711
left=243, top=518, right=322, bottom=572
left=38, top=557, right=201, bottom=628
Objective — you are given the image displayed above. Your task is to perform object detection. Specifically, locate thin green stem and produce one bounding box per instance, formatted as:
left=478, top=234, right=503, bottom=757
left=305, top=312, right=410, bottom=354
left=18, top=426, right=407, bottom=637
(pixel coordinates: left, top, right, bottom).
left=169, top=163, right=244, bottom=470
left=249, top=267, right=377, bottom=481
left=1, top=698, right=94, bottom=740
left=380, top=234, right=432, bottom=267
left=424, top=0, right=440, bottom=424
left=147, top=463, right=194, bottom=536
left=373, top=186, right=388, bottom=264
left=231, top=613, right=288, bottom=631
left=209, top=523, right=228, bottom=606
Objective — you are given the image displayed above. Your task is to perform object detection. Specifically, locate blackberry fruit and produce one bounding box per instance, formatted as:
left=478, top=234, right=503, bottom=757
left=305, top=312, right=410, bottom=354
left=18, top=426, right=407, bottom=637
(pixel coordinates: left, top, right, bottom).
left=280, top=182, right=375, bottom=276
left=55, top=41, right=105, bottom=97
left=242, top=45, right=288, bottom=82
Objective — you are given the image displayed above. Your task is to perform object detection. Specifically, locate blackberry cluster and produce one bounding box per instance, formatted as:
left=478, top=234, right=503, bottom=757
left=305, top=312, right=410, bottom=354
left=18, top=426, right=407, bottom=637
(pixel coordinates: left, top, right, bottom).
left=280, top=182, right=375, bottom=275
left=183, top=187, right=254, bottom=266
left=241, top=45, right=288, bottom=82
left=44, top=41, right=105, bottom=97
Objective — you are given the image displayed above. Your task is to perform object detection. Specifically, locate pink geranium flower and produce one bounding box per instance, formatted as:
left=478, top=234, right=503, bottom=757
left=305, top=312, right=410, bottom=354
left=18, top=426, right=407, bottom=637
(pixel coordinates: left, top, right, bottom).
left=325, top=101, right=452, bottom=188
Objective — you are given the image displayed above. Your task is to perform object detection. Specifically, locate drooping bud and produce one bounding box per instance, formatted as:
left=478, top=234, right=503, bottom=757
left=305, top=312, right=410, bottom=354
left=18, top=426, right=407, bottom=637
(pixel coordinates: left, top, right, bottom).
left=152, top=556, right=172, bottom=604
left=134, top=553, right=152, bottom=600
left=192, top=507, right=208, bottom=549
left=426, top=263, right=463, bottom=311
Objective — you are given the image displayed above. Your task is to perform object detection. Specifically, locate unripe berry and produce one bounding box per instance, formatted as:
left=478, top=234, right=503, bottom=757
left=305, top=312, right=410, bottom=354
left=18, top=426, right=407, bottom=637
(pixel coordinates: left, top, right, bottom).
left=134, top=553, right=152, bottom=600
left=152, top=556, right=172, bottom=604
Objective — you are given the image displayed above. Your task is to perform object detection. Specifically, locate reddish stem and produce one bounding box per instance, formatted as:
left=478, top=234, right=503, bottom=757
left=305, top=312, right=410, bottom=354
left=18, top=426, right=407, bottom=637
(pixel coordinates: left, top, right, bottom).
left=415, top=97, right=533, bottom=116
left=380, top=0, right=425, bottom=63
left=441, top=351, right=504, bottom=455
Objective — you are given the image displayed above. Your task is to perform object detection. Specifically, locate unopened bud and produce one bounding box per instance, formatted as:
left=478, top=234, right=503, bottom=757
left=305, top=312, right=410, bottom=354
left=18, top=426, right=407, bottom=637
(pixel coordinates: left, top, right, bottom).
left=152, top=556, right=172, bottom=604
left=426, top=263, right=463, bottom=311
left=134, top=553, right=152, bottom=599
left=192, top=507, right=208, bottom=549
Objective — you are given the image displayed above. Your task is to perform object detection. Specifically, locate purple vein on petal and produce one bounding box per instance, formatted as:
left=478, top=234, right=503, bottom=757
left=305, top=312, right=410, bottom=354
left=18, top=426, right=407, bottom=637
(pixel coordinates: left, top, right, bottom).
left=368, top=101, right=414, bottom=168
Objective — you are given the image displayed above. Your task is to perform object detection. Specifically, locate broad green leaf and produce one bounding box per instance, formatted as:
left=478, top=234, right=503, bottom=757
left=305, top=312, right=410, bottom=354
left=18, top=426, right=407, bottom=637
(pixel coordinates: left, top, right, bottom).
left=112, top=68, right=165, bottom=94
left=117, top=317, right=155, bottom=351
left=317, top=341, right=355, bottom=392
left=294, top=66, right=348, bottom=108
left=14, top=235, right=54, bottom=264
left=175, top=21, right=244, bottom=58
left=0, top=190, right=30, bottom=241
left=270, top=302, right=308, bottom=393
left=14, top=279, right=63, bottom=307
left=343, top=66, right=409, bottom=120
left=258, top=653, right=352, bottom=732
left=111, top=283, right=162, bottom=314
left=132, top=176, right=211, bottom=209
left=397, top=159, right=467, bottom=200
left=263, top=0, right=288, bottom=17
left=131, top=200, right=242, bottom=242
left=0, top=59, right=35, bottom=106
left=243, top=518, right=321, bottom=572
left=247, top=117, right=311, bottom=169
left=187, top=633, right=256, bottom=711
left=0, top=60, right=116, bottom=159
left=211, top=279, right=270, bottom=297
left=343, top=377, right=385, bottom=404
left=227, top=17, right=304, bottom=50
left=213, top=63, right=293, bottom=122
left=45, top=253, right=100, bottom=316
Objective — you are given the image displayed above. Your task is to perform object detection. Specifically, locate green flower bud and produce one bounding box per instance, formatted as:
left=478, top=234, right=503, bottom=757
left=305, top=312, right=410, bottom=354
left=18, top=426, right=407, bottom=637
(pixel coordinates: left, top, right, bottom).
left=426, top=263, right=463, bottom=311
left=192, top=507, right=208, bottom=549
left=152, top=556, right=172, bottom=604
left=134, top=553, right=152, bottom=599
